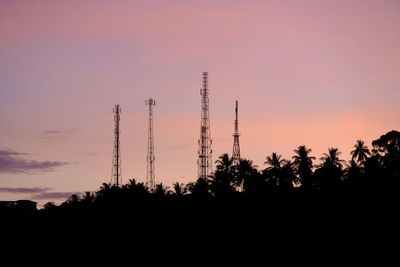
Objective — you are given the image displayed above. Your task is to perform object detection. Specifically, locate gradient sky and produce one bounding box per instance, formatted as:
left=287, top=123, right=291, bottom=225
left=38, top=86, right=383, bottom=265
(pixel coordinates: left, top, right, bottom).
left=1, top=0, right=399, bottom=206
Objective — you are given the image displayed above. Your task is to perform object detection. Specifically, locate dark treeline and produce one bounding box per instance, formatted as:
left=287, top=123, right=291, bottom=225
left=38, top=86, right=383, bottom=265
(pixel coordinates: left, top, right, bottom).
left=3, top=130, right=400, bottom=253
left=3, top=129, right=399, bottom=231
left=37, top=130, right=400, bottom=218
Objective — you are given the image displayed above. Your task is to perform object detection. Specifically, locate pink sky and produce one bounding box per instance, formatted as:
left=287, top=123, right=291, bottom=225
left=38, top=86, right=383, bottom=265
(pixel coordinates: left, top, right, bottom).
left=1, top=0, right=399, bottom=206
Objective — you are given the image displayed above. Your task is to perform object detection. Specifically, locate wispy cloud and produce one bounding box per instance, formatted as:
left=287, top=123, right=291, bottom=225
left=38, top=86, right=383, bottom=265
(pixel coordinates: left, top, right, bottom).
left=42, top=129, right=79, bottom=135
left=0, top=186, right=75, bottom=201
left=0, top=187, right=50, bottom=193
left=0, top=148, right=68, bottom=174
left=40, top=129, right=78, bottom=140
left=31, top=192, right=75, bottom=200
left=0, top=149, right=28, bottom=156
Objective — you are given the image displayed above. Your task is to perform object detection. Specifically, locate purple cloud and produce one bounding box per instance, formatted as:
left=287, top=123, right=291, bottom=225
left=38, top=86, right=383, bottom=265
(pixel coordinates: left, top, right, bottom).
left=0, top=149, right=28, bottom=156
left=40, top=129, right=80, bottom=140
left=0, top=186, right=76, bottom=201
left=40, top=130, right=66, bottom=140
left=0, top=148, right=68, bottom=174
left=0, top=187, right=50, bottom=193
left=31, top=192, right=75, bottom=200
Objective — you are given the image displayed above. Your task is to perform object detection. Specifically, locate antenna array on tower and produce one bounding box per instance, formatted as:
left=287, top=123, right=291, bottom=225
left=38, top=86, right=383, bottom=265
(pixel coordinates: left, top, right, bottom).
left=198, top=72, right=213, bottom=179
left=232, top=100, right=241, bottom=165
left=112, top=104, right=122, bottom=186
left=145, top=98, right=156, bottom=189
left=110, top=72, right=223, bottom=186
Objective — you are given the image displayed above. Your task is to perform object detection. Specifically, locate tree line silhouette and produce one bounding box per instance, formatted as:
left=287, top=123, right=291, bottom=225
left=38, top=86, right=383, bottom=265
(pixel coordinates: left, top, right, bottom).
left=39, top=130, right=400, bottom=218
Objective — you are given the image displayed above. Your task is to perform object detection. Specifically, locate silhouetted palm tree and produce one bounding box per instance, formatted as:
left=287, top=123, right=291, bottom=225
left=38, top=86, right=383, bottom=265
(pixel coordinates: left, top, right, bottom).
left=97, top=183, right=112, bottom=197
left=209, top=154, right=236, bottom=197
left=236, top=159, right=259, bottom=192
left=215, top=153, right=233, bottom=173
left=265, top=152, right=285, bottom=170
left=153, top=183, right=169, bottom=198
left=279, top=160, right=297, bottom=192
left=315, top=148, right=345, bottom=191
left=320, top=148, right=345, bottom=169
left=126, top=179, right=137, bottom=188
left=172, top=182, right=187, bottom=197
left=345, top=160, right=361, bottom=175
left=187, top=178, right=211, bottom=199
left=343, top=159, right=363, bottom=191
left=292, top=145, right=315, bottom=191
left=68, top=193, right=80, bottom=204
left=351, top=140, right=371, bottom=165
left=82, top=191, right=95, bottom=203
left=264, top=152, right=285, bottom=189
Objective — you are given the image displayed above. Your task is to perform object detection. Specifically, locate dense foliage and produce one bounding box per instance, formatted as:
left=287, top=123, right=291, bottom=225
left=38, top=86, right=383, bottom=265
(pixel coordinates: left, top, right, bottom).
left=40, top=130, right=400, bottom=217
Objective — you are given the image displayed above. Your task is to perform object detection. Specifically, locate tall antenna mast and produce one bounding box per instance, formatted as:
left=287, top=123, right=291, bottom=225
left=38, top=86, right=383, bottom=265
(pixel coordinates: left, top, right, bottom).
left=198, top=72, right=213, bottom=179
left=145, top=98, right=156, bottom=189
left=112, top=104, right=122, bottom=186
left=232, top=100, right=241, bottom=165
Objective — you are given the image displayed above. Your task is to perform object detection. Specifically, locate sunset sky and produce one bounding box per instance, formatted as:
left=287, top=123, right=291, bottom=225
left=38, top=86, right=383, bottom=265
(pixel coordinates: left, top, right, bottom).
left=1, top=0, right=399, bottom=206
